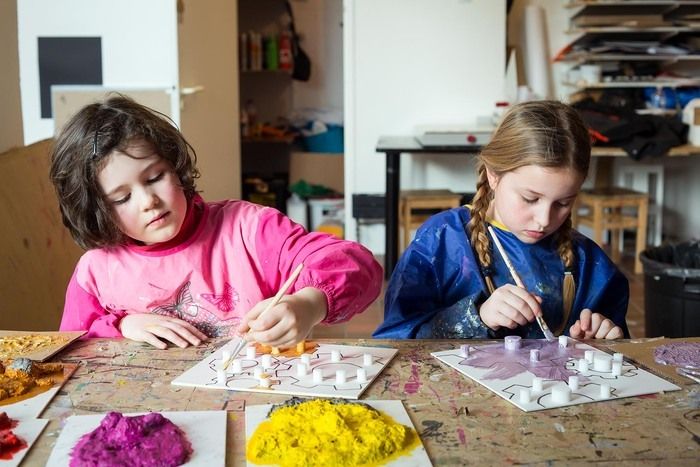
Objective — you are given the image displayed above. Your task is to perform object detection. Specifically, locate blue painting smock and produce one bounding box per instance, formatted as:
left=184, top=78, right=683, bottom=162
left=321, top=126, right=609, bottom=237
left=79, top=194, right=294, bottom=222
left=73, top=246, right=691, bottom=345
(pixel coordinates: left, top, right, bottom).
left=374, top=207, right=629, bottom=339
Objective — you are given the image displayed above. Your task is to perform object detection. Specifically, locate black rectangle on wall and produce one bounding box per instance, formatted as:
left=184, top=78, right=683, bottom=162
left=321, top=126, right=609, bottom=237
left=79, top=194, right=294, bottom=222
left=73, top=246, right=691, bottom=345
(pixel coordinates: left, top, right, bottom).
left=38, top=37, right=103, bottom=118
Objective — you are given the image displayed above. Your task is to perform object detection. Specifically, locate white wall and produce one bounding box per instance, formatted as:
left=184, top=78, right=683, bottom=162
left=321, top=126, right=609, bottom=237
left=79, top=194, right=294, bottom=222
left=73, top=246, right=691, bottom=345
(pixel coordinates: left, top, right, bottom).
left=17, top=0, right=179, bottom=145
left=291, top=0, right=344, bottom=117
left=344, top=0, right=506, bottom=251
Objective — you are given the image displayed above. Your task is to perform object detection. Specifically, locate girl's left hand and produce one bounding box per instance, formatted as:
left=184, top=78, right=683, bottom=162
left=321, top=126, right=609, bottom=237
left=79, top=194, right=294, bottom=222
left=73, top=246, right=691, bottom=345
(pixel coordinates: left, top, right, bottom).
left=237, top=287, right=328, bottom=348
left=569, top=308, right=624, bottom=339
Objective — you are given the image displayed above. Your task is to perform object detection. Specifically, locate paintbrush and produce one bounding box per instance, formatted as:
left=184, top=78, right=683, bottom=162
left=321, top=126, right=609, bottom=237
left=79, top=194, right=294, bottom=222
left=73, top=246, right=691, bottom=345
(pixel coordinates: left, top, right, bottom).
left=223, top=263, right=304, bottom=369
left=487, top=225, right=556, bottom=341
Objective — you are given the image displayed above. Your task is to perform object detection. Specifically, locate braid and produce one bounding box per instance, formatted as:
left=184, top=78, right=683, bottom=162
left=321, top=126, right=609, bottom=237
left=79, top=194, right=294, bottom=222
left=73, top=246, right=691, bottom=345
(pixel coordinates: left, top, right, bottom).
left=468, top=164, right=496, bottom=293
left=555, top=215, right=576, bottom=333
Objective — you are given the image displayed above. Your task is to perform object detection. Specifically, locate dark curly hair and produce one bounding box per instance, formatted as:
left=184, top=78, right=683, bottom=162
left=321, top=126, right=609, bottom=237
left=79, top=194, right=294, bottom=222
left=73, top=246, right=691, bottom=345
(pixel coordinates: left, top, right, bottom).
left=49, top=94, right=200, bottom=250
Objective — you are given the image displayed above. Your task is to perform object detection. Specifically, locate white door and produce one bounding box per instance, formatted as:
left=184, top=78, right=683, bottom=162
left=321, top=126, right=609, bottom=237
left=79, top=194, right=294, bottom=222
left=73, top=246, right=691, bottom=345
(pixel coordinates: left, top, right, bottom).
left=17, top=0, right=180, bottom=145
left=17, top=0, right=240, bottom=200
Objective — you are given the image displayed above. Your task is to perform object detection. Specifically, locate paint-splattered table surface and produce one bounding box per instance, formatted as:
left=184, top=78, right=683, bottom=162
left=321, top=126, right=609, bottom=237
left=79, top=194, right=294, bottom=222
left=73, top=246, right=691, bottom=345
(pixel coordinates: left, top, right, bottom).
left=24, top=338, right=700, bottom=465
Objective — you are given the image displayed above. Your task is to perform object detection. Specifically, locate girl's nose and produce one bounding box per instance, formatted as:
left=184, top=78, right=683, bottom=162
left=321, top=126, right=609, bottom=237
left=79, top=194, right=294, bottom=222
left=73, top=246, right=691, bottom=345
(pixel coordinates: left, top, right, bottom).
left=140, top=188, right=160, bottom=210
left=534, top=204, right=551, bottom=228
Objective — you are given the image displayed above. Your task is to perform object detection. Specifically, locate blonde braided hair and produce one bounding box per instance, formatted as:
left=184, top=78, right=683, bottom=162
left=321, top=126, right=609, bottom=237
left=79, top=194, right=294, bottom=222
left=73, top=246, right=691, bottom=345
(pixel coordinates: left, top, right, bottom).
left=467, top=100, right=591, bottom=330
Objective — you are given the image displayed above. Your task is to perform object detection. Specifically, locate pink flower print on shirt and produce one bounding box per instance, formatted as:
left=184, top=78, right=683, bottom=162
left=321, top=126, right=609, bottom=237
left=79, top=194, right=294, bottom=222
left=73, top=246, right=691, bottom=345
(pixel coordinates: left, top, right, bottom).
left=200, top=282, right=239, bottom=312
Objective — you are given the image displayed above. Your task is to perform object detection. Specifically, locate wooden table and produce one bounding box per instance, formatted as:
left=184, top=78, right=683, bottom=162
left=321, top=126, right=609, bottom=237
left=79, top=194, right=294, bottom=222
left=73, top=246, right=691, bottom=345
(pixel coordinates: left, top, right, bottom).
left=25, top=338, right=700, bottom=465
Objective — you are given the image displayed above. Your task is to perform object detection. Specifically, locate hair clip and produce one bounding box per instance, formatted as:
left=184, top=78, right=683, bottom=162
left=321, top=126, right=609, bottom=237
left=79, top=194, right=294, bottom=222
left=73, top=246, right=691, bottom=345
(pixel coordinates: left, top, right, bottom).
left=92, top=130, right=100, bottom=160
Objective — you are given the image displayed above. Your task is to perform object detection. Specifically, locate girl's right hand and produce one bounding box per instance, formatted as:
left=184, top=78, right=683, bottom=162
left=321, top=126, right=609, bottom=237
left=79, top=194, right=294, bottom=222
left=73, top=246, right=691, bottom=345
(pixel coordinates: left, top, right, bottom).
left=119, top=313, right=208, bottom=349
left=479, top=284, right=542, bottom=331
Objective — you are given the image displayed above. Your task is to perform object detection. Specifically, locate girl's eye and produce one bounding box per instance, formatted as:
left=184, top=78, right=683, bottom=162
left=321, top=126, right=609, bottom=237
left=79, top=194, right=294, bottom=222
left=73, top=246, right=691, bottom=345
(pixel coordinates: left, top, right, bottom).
left=147, top=172, right=165, bottom=184
left=557, top=201, right=572, bottom=208
left=113, top=194, right=131, bottom=205
left=522, top=197, right=537, bottom=204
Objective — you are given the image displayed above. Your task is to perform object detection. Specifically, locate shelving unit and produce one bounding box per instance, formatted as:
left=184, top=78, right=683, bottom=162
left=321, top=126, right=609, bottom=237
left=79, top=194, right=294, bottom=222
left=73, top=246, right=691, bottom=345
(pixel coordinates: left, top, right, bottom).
left=560, top=1, right=700, bottom=248
left=238, top=0, right=295, bottom=213
left=559, top=0, right=700, bottom=97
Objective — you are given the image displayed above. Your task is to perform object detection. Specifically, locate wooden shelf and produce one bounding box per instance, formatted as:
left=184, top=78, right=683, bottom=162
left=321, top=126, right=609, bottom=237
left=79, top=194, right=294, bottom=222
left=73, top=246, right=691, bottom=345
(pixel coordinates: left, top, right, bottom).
left=592, top=144, right=700, bottom=157
left=568, top=25, right=700, bottom=33
left=241, top=69, right=292, bottom=75
left=567, top=1, right=700, bottom=7
left=562, top=52, right=700, bottom=62
left=242, top=135, right=295, bottom=144
left=563, top=78, right=700, bottom=88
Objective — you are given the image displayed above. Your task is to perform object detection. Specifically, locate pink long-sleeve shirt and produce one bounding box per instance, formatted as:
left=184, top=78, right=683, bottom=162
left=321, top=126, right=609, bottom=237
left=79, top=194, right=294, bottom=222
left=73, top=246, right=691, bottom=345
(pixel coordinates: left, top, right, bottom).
left=59, top=196, right=383, bottom=338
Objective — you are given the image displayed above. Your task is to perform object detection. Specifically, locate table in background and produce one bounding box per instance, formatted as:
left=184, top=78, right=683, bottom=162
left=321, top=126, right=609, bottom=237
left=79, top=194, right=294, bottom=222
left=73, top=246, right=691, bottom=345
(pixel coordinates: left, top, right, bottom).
left=376, top=136, right=481, bottom=278
left=376, top=136, right=700, bottom=278
left=26, top=337, right=700, bottom=465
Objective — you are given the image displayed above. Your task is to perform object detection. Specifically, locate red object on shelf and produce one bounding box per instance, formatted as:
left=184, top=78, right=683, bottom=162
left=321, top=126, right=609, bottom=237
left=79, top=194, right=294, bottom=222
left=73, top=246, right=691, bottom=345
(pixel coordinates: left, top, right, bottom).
left=279, top=30, right=293, bottom=71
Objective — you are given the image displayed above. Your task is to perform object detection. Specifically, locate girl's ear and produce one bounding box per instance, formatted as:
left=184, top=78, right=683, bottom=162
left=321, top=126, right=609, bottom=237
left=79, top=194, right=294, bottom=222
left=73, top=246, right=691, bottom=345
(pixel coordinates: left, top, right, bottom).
left=485, top=166, right=499, bottom=190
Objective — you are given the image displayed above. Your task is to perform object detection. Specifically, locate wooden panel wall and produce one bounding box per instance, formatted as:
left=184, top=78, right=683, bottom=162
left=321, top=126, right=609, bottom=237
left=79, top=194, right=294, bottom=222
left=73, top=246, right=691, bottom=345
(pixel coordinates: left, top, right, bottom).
left=0, top=139, right=83, bottom=330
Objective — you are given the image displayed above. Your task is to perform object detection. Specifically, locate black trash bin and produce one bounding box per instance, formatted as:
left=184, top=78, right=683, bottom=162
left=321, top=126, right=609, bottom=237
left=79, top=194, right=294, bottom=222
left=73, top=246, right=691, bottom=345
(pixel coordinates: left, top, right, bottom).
left=640, top=241, right=700, bottom=337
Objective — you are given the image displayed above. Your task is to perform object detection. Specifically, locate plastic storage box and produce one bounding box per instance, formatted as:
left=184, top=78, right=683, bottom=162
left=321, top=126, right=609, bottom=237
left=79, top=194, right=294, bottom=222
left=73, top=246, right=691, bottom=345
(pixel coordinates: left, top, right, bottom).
left=303, top=124, right=344, bottom=153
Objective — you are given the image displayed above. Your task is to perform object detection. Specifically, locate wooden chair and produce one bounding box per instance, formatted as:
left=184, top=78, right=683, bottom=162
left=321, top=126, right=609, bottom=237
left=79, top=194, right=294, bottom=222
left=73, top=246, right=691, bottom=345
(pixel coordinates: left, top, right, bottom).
left=572, top=187, right=649, bottom=274
left=399, top=189, right=462, bottom=251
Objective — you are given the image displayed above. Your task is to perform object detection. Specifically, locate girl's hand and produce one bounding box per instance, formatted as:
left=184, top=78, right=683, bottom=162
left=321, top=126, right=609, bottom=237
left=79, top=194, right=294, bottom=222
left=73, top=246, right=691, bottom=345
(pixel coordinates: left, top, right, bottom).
left=119, top=313, right=208, bottom=350
left=569, top=309, right=624, bottom=339
left=238, top=287, right=328, bottom=348
left=479, top=284, right=542, bottom=330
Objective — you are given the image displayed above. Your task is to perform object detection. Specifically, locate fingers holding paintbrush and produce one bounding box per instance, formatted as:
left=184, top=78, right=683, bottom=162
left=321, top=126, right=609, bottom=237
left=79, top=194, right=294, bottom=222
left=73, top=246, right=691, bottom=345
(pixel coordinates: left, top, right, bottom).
left=487, top=226, right=555, bottom=340
left=235, top=263, right=327, bottom=348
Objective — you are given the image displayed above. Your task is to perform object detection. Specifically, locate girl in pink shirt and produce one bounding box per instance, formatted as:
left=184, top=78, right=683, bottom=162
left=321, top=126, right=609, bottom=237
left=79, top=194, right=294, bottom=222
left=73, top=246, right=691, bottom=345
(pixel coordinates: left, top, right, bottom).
left=50, top=96, right=382, bottom=349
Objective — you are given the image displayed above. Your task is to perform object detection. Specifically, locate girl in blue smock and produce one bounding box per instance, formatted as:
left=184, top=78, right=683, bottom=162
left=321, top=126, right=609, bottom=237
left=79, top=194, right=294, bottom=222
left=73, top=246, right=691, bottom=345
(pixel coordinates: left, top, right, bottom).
left=375, top=100, right=629, bottom=340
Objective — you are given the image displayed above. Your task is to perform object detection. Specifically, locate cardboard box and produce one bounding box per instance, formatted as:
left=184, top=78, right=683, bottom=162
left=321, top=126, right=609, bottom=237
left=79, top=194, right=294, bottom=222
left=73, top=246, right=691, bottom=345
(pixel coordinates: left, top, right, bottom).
left=289, top=151, right=344, bottom=193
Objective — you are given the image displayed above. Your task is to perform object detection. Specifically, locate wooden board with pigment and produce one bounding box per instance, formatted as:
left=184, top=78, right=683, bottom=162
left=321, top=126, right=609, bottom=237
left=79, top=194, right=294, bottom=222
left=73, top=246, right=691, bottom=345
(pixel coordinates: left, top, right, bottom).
left=0, top=416, right=49, bottom=467
left=245, top=400, right=432, bottom=467
left=432, top=337, right=681, bottom=412
left=0, top=331, right=85, bottom=362
left=610, top=337, right=700, bottom=386
left=172, top=339, right=398, bottom=400
left=46, top=411, right=226, bottom=467
left=1, top=363, right=78, bottom=420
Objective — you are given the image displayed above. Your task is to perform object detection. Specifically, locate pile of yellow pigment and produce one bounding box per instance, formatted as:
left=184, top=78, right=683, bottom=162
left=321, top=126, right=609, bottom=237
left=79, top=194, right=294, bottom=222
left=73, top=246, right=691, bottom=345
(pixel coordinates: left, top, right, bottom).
left=246, top=398, right=420, bottom=467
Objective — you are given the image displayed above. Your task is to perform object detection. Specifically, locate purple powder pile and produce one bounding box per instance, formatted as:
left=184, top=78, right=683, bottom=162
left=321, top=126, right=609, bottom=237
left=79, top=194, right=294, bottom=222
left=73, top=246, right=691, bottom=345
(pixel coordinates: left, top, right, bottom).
left=69, top=412, right=192, bottom=467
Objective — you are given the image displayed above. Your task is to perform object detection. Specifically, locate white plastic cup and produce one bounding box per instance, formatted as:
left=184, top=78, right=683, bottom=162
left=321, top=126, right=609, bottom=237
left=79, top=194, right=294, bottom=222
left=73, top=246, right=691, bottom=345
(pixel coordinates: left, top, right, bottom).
left=262, top=354, right=272, bottom=369
left=331, top=350, right=341, bottom=363
left=552, top=385, right=571, bottom=404
left=519, top=388, right=531, bottom=404
left=505, top=335, right=522, bottom=351
left=568, top=375, right=579, bottom=391
left=246, top=346, right=256, bottom=360
left=532, top=377, right=543, bottom=392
